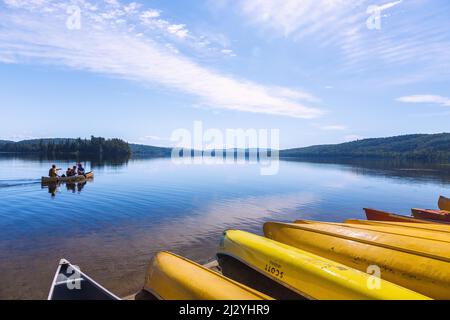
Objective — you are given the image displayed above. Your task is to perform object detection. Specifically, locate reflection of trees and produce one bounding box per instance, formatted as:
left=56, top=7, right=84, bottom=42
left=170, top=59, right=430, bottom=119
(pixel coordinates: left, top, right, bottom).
left=0, top=153, right=130, bottom=169
left=282, top=158, right=450, bottom=185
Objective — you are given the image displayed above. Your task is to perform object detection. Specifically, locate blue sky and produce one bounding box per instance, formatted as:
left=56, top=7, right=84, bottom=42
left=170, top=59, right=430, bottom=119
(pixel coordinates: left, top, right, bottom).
left=0, top=0, right=449, bottom=148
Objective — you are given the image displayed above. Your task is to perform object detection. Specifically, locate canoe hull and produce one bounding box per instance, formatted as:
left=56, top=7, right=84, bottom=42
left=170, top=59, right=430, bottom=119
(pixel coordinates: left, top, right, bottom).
left=438, top=196, right=450, bottom=211
left=364, top=208, right=427, bottom=223
left=345, top=219, right=450, bottom=233
left=264, top=221, right=449, bottom=299
left=218, top=230, right=428, bottom=300
left=144, top=251, right=271, bottom=300
left=41, top=171, right=94, bottom=184
left=48, top=259, right=120, bottom=300
left=412, top=208, right=450, bottom=222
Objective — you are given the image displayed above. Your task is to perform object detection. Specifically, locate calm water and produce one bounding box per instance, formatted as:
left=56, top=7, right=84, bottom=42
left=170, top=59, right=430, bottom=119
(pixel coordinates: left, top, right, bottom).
left=1, top=155, right=449, bottom=299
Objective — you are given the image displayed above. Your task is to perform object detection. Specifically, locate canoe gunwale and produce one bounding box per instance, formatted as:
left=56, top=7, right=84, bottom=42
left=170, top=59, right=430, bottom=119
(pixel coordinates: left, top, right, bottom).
left=48, top=258, right=120, bottom=300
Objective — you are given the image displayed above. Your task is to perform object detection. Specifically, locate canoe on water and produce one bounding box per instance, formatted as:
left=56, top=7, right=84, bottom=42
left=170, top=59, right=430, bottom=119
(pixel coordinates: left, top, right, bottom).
left=41, top=171, right=94, bottom=184
left=144, top=251, right=272, bottom=300
left=264, top=221, right=450, bottom=299
left=412, top=208, right=450, bottom=223
left=217, top=230, right=428, bottom=300
left=48, top=259, right=120, bottom=300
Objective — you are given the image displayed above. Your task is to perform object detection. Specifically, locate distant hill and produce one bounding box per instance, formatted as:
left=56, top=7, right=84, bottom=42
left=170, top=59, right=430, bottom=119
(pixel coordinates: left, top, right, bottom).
left=129, top=143, right=172, bottom=157
left=281, top=133, right=450, bottom=161
left=3, top=133, right=450, bottom=161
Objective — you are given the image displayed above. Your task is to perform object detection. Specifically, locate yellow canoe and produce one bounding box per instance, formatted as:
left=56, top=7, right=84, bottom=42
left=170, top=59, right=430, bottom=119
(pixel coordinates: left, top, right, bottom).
left=218, top=230, right=428, bottom=300
left=345, top=219, right=450, bottom=234
left=294, top=220, right=450, bottom=243
left=264, top=221, right=450, bottom=299
left=439, top=196, right=450, bottom=211
left=41, top=171, right=94, bottom=184
left=143, top=251, right=272, bottom=300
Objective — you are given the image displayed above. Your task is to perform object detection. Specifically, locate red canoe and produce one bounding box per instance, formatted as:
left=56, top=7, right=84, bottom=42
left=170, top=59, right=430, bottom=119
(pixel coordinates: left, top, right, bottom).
left=438, top=195, right=450, bottom=211
left=411, top=208, right=450, bottom=223
left=364, top=208, right=435, bottom=223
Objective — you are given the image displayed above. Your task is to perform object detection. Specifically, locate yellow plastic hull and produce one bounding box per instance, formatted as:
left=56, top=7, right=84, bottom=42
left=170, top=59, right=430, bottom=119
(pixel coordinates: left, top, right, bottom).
left=218, top=230, right=428, bottom=300
left=294, top=220, right=450, bottom=243
left=144, top=251, right=272, bottom=300
left=264, top=221, right=450, bottom=299
left=345, top=219, right=450, bottom=234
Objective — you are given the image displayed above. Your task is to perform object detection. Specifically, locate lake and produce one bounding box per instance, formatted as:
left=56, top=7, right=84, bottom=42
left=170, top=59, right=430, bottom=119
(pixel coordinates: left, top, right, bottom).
left=0, top=155, right=449, bottom=299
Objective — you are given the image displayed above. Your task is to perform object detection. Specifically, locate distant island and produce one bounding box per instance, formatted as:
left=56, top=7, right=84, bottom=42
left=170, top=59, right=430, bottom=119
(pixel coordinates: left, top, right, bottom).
left=0, top=136, right=174, bottom=158
left=280, top=133, right=450, bottom=161
left=1, top=133, right=450, bottom=162
left=0, top=137, right=131, bottom=157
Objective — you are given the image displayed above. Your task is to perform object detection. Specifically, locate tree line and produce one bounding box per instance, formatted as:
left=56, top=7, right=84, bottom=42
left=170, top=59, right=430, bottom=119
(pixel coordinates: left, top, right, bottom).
left=0, top=136, right=131, bottom=157
left=280, top=133, right=450, bottom=161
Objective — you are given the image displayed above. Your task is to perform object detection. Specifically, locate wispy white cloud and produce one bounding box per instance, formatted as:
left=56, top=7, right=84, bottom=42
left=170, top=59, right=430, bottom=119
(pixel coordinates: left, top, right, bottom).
left=228, top=0, right=450, bottom=82
left=220, top=49, right=236, bottom=57
left=166, top=24, right=189, bottom=39
left=0, top=0, right=323, bottom=119
left=397, top=95, right=450, bottom=107
left=378, top=0, right=402, bottom=11
left=320, top=125, right=347, bottom=131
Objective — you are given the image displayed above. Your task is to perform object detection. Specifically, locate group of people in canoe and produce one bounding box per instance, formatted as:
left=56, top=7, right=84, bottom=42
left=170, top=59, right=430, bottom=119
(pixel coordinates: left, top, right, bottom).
left=49, top=163, right=85, bottom=178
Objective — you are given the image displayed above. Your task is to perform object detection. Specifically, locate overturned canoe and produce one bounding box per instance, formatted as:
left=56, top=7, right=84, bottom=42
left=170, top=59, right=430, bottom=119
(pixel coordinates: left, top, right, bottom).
left=438, top=195, right=450, bottom=211
left=412, top=208, right=450, bottom=223
left=345, top=219, right=450, bottom=234
left=144, top=251, right=272, bottom=300
left=294, top=219, right=450, bottom=243
left=264, top=221, right=450, bottom=299
left=217, top=230, right=428, bottom=300
left=48, top=259, right=120, bottom=300
left=41, top=171, right=94, bottom=184
left=364, top=208, right=432, bottom=223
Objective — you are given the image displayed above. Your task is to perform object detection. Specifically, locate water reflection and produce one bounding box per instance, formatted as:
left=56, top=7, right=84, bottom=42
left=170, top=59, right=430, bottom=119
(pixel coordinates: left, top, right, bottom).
left=282, top=157, right=450, bottom=184
left=0, top=152, right=130, bottom=169
left=1, top=154, right=450, bottom=299
left=41, top=180, right=91, bottom=197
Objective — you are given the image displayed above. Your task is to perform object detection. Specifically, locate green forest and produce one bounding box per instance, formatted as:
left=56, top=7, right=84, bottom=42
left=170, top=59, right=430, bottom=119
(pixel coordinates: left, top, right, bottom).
left=0, top=137, right=131, bottom=157
left=280, top=133, right=450, bottom=161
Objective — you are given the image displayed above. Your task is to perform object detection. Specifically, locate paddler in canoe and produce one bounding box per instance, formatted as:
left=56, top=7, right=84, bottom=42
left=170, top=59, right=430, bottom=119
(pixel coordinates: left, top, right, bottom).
left=49, top=165, right=62, bottom=178
left=42, top=164, right=94, bottom=184
left=77, top=163, right=85, bottom=175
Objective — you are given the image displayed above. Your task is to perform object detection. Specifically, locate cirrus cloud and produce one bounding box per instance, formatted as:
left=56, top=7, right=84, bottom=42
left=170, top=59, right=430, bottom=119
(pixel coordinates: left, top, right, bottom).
left=397, top=95, right=450, bottom=107
left=0, top=0, right=323, bottom=119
